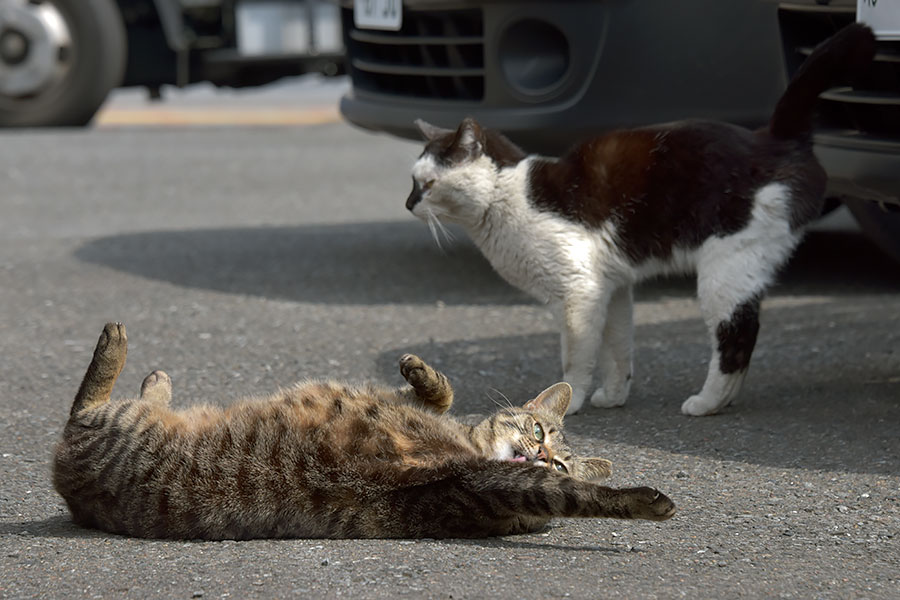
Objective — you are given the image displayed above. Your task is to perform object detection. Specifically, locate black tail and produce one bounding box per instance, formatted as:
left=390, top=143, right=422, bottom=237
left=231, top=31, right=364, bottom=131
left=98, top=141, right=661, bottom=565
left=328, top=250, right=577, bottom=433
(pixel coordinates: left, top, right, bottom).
left=769, top=23, right=876, bottom=140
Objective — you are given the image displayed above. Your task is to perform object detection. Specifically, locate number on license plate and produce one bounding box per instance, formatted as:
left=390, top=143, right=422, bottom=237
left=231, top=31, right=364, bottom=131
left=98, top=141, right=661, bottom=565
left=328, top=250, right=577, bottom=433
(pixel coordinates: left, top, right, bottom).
left=354, top=0, right=402, bottom=31
left=858, top=0, right=900, bottom=40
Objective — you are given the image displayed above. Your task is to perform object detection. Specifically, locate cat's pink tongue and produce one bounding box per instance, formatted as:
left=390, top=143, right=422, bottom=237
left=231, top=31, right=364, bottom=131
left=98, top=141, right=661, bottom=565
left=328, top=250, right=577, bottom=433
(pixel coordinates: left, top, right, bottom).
left=509, top=456, right=528, bottom=462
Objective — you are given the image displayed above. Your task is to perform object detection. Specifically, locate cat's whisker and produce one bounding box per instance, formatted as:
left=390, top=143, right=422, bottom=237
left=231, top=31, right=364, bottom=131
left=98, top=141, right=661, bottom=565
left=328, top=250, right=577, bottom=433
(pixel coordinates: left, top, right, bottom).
left=484, top=388, right=509, bottom=410
left=433, top=215, right=455, bottom=245
left=488, top=387, right=514, bottom=409
left=424, top=209, right=445, bottom=252
left=485, top=392, right=504, bottom=410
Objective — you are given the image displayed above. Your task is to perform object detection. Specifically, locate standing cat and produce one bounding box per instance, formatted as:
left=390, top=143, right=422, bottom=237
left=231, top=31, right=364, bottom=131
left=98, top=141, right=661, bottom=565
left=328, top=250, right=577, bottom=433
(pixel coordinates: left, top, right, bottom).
left=406, top=24, right=875, bottom=416
left=53, top=323, right=675, bottom=540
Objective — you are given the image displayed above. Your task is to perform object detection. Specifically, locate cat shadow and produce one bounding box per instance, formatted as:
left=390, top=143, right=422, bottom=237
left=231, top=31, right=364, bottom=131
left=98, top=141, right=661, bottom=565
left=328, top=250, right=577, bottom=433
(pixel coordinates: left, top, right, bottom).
left=376, top=301, right=899, bottom=477
left=0, top=517, right=621, bottom=550
left=73, top=221, right=527, bottom=306
left=441, top=537, right=622, bottom=554
left=0, top=515, right=104, bottom=539
left=73, top=221, right=898, bottom=307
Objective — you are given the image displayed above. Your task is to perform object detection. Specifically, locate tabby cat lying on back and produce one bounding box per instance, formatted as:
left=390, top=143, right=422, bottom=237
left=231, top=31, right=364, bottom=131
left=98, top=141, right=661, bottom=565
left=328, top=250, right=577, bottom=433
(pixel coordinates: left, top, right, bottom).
left=406, top=24, right=876, bottom=416
left=53, top=323, right=675, bottom=540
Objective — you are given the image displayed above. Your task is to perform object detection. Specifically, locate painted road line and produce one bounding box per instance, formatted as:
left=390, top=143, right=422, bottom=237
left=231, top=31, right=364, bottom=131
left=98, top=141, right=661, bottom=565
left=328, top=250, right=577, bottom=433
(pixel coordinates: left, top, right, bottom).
left=95, top=105, right=341, bottom=127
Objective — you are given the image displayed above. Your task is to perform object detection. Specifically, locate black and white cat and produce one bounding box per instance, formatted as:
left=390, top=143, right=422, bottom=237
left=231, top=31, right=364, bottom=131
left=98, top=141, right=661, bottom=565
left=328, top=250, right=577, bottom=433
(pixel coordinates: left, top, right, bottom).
left=406, top=24, right=875, bottom=416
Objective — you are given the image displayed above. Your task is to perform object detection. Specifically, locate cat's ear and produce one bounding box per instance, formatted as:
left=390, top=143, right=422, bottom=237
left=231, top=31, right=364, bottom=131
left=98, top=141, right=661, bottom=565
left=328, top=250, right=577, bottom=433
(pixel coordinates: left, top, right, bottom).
left=523, top=382, right=571, bottom=418
left=574, top=457, right=613, bottom=481
left=450, top=117, right=485, bottom=160
left=415, top=119, right=454, bottom=141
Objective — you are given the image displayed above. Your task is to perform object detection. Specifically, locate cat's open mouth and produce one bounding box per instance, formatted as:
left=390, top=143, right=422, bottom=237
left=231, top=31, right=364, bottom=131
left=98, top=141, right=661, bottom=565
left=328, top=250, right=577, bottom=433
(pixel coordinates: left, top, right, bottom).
left=510, top=450, right=528, bottom=463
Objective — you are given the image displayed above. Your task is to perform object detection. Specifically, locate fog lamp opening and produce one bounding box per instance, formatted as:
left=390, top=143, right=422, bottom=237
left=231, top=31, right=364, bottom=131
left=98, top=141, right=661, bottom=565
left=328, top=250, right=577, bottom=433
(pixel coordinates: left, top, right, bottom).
left=499, top=19, right=570, bottom=96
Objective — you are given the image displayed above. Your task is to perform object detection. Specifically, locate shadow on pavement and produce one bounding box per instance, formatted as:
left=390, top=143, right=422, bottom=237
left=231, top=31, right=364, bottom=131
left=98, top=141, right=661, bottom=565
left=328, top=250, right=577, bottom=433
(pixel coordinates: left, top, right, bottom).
left=74, top=222, right=899, bottom=306
left=374, top=301, right=899, bottom=477
left=0, top=517, right=624, bottom=549
left=443, top=537, right=624, bottom=553
left=74, top=221, right=526, bottom=306
left=0, top=515, right=105, bottom=539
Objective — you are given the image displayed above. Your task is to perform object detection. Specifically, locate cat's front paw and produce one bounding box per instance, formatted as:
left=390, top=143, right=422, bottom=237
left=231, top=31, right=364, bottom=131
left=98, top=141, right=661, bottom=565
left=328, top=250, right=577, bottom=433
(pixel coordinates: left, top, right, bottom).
left=399, top=353, right=427, bottom=385
left=681, top=394, right=723, bottom=417
left=565, top=388, right=587, bottom=415
left=399, top=353, right=453, bottom=414
left=400, top=353, right=442, bottom=390
left=627, top=487, right=677, bottom=521
left=590, top=387, right=628, bottom=409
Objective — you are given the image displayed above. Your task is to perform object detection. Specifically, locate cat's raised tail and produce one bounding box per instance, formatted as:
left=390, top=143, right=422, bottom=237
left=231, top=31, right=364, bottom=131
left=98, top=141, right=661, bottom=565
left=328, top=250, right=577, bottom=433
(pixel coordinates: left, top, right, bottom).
left=769, top=22, right=876, bottom=140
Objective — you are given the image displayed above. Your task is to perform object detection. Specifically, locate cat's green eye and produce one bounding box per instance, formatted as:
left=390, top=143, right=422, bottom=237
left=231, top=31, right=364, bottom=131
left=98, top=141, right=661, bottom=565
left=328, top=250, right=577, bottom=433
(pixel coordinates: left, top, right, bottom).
left=422, top=179, right=435, bottom=191
left=553, top=461, right=568, bottom=474
left=532, top=422, right=544, bottom=442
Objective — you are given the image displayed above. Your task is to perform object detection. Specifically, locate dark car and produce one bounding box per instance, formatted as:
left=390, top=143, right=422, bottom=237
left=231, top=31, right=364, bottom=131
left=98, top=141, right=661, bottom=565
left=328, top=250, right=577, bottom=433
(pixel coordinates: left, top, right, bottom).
left=338, top=0, right=900, bottom=262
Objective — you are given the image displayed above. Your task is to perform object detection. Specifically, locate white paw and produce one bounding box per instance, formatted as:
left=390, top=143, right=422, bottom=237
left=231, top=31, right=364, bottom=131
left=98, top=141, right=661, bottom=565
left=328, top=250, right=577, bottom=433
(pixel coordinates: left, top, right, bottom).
left=681, top=394, right=724, bottom=417
left=566, top=389, right=587, bottom=415
left=590, top=386, right=627, bottom=408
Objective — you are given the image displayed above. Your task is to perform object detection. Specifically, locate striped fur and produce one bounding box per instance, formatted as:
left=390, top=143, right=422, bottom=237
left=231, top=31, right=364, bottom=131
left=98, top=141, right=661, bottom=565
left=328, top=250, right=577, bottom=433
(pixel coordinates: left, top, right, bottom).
left=53, top=323, right=675, bottom=540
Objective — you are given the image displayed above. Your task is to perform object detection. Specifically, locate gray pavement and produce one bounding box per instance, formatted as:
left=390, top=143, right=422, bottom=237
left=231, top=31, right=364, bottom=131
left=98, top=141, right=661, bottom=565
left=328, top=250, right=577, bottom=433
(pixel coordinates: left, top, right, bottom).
left=1, top=100, right=899, bottom=598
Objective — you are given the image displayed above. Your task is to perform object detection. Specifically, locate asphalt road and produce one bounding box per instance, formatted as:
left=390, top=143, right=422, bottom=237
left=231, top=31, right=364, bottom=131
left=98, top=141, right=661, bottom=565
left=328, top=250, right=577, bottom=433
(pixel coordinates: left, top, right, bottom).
left=1, top=90, right=899, bottom=598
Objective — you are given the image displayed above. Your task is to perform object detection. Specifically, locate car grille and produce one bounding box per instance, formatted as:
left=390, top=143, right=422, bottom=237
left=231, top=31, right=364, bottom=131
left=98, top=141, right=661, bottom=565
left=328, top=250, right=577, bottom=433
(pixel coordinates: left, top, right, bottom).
left=779, top=2, right=900, bottom=140
left=342, top=6, right=485, bottom=101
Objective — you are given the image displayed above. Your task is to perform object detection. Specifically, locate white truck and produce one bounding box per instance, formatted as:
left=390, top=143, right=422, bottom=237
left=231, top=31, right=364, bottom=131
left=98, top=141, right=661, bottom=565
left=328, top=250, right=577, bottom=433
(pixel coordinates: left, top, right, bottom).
left=0, top=0, right=344, bottom=126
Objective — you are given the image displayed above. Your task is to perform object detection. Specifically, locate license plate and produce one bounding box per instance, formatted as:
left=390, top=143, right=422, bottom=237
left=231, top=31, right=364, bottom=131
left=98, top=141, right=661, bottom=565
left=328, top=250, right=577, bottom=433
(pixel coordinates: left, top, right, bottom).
left=858, top=0, right=900, bottom=40
left=354, top=0, right=402, bottom=31
left=236, top=1, right=310, bottom=56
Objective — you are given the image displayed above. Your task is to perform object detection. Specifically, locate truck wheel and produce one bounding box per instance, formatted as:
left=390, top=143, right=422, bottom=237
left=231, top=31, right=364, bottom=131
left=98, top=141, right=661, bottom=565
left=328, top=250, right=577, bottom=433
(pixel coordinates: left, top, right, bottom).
left=0, top=0, right=126, bottom=127
left=845, top=198, right=900, bottom=264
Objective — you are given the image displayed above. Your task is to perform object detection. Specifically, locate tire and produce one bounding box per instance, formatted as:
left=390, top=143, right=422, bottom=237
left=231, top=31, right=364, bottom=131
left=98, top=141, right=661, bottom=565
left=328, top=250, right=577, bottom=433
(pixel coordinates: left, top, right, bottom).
left=845, top=198, right=900, bottom=264
left=0, top=0, right=126, bottom=127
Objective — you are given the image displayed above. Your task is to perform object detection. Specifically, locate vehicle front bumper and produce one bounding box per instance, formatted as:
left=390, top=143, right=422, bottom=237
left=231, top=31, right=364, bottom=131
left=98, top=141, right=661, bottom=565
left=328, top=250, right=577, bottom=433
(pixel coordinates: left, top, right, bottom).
left=339, top=0, right=786, bottom=155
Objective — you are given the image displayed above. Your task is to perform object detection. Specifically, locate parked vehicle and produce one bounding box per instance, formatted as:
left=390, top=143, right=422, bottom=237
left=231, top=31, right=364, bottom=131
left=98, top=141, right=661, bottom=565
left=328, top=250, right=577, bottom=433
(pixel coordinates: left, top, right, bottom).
left=780, top=0, right=900, bottom=262
left=0, top=0, right=344, bottom=127
left=338, top=0, right=787, bottom=154
left=338, top=0, right=900, bottom=262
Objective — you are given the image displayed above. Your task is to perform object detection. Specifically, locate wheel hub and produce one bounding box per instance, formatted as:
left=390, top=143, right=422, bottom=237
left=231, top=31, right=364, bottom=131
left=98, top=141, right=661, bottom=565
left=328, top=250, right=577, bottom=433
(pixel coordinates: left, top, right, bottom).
left=0, top=28, right=30, bottom=65
left=0, top=0, right=71, bottom=97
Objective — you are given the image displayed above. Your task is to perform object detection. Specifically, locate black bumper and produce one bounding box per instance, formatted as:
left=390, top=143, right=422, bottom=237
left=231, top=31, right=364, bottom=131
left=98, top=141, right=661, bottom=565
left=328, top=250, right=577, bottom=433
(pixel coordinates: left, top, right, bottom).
left=339, top=0, right=786, bottom=155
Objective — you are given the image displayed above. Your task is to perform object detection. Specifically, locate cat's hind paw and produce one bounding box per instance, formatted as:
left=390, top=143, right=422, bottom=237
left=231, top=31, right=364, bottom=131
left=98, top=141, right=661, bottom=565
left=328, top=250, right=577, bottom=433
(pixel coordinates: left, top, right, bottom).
left=95, top=322, right=127, bottom=368
left=140, top=370, right=172, bottom=405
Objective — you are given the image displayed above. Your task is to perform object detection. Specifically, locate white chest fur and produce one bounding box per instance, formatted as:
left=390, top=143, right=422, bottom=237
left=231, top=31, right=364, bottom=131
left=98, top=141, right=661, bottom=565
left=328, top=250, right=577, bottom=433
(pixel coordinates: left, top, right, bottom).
left=467, top=160, right=629, bottom=304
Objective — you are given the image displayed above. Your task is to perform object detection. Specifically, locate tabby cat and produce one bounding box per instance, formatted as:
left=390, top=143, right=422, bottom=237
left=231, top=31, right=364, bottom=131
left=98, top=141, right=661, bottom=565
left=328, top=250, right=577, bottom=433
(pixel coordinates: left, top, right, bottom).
left=405, top=24, right=876, bottom=416
left=53, top=323, right=675, bottom=540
